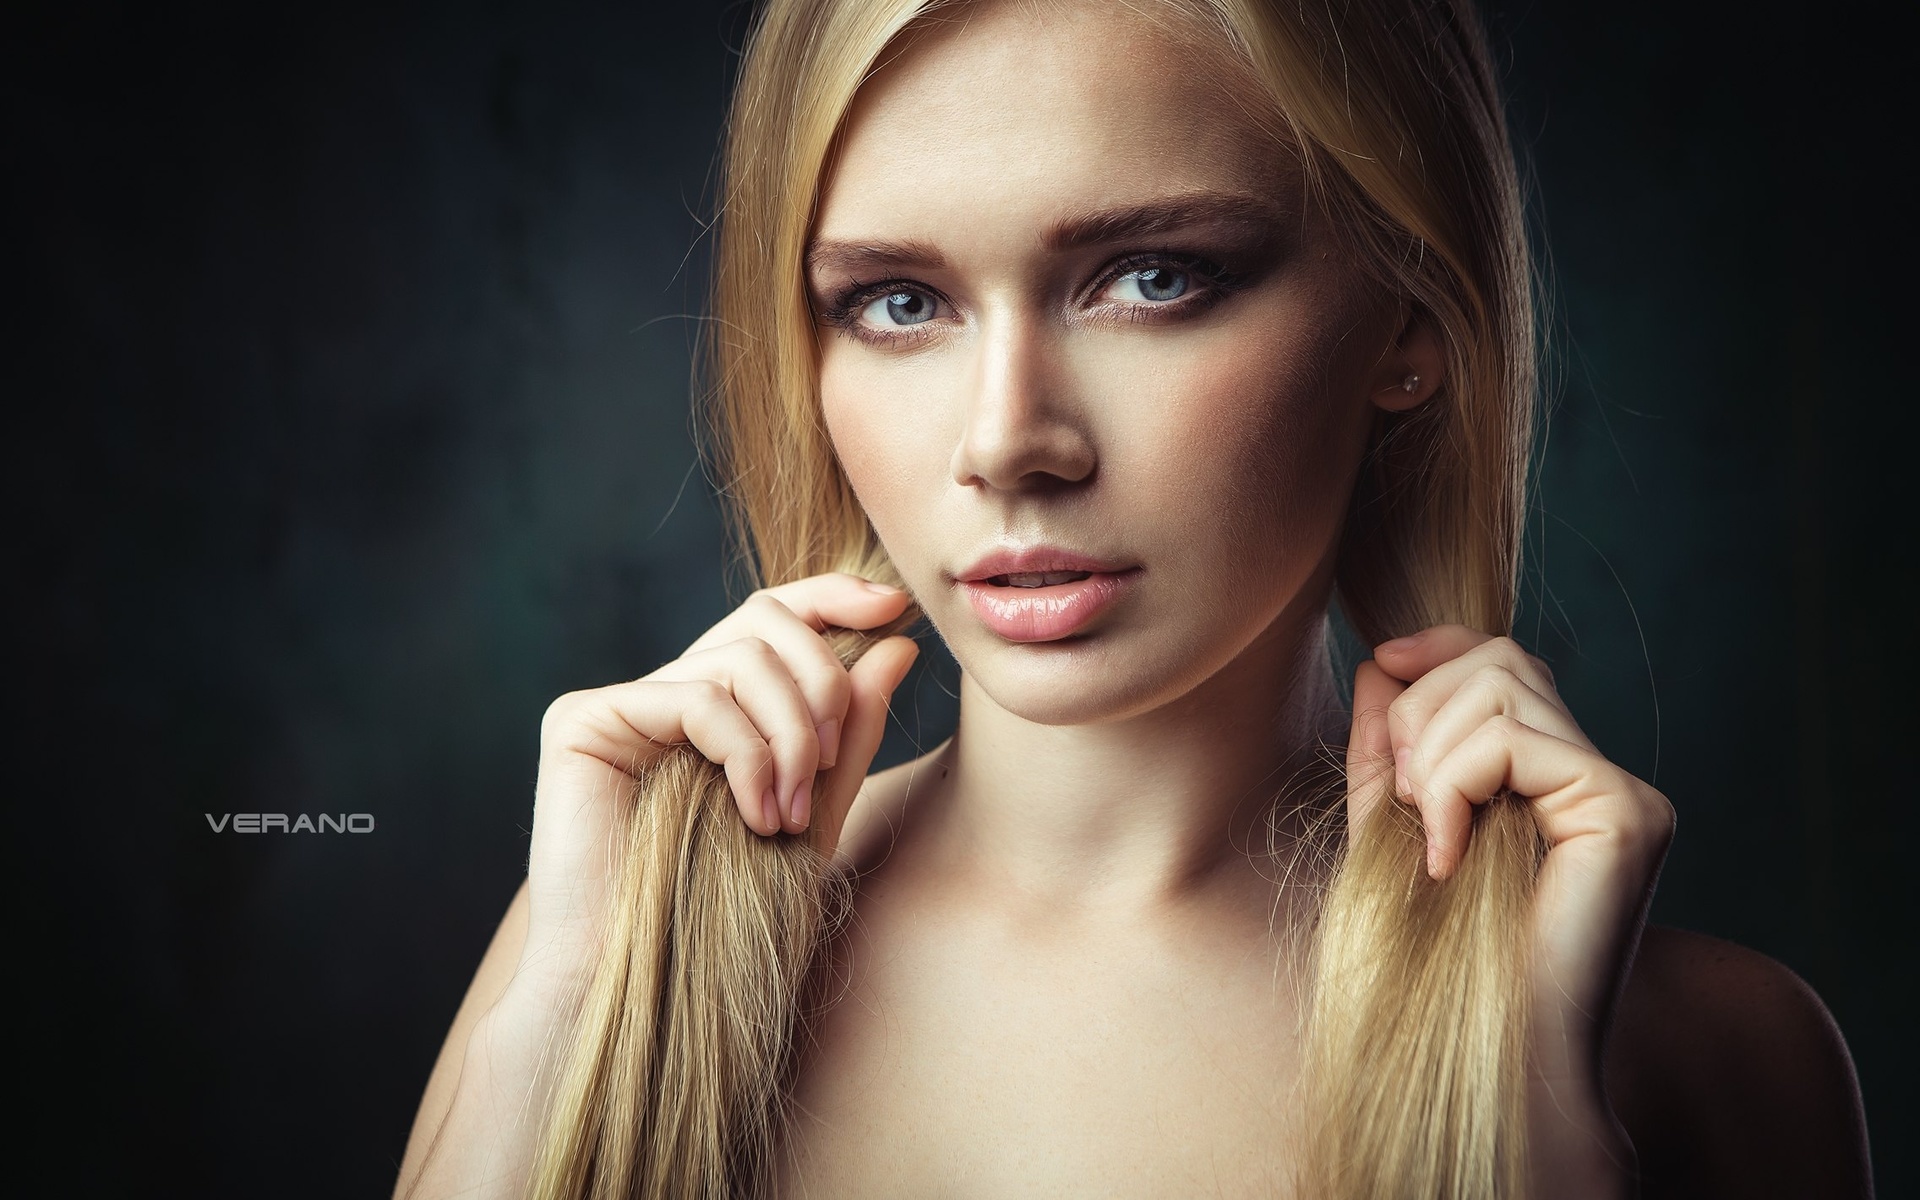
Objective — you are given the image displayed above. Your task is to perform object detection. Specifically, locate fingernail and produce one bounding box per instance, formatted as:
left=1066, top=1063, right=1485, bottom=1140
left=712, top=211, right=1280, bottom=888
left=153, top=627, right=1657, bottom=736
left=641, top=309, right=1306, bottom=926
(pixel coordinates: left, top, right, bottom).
left=1394, top=745, right=1411, bottom=798
left=760, top=788, right=780, bottom=835
left=861, top=580, right=902, bottom=594
left=816, top=719, right=841, bottom=768
left=1378, top=633, right=1425, bottom=655
left=792, top=776, right=813, bottom=829
left=1426, top=842, right=1443, bottom=879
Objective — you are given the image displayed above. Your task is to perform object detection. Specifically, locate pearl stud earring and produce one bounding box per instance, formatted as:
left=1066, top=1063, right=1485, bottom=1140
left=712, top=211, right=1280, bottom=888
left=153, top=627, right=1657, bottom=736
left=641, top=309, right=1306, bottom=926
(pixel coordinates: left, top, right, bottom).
left=1401, top=373, right=1420, bottom=393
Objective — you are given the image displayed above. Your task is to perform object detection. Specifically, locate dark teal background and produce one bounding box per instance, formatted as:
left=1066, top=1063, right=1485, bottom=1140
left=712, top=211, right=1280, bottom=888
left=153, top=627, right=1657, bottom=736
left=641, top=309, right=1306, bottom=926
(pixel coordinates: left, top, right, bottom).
left=15, top=1, right=1912, bottom=1194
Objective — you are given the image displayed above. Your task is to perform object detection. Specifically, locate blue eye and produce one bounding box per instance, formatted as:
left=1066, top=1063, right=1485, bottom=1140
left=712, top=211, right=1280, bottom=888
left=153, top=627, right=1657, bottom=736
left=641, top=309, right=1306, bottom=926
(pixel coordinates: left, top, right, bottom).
left=1112, top=266, right=1190, bottom=303
left=859, top=289, right=937, bottom=326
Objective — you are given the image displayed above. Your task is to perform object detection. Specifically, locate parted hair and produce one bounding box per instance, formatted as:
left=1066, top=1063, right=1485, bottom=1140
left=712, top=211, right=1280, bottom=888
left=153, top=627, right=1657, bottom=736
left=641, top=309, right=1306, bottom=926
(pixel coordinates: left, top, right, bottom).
left=527, top=0, right=1543, bottom=1195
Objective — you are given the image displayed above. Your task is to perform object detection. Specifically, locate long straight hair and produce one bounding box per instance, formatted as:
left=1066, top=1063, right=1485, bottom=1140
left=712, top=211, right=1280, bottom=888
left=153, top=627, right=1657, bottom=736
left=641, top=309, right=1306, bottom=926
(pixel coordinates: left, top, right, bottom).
left=527, top=0, right=1543, bottom=1195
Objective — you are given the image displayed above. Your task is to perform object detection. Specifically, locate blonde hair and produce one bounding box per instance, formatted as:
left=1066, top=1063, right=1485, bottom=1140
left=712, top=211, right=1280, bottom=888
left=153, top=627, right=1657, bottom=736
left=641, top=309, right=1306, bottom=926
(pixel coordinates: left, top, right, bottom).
left=528, top=0, right=1543, bottom=1196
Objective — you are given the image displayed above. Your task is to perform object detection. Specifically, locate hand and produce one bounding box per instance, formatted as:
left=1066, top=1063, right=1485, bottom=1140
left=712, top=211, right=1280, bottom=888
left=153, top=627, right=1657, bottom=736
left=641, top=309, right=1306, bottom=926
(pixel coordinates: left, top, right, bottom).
left=519, top=572, right=921, bottom=980
left=1346, top=625, right=1676, bottom=1185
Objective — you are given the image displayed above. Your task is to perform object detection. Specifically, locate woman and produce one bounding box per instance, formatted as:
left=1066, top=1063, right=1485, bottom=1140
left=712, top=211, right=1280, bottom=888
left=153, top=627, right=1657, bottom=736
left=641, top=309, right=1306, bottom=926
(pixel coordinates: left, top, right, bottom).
left=396, top=0, right=1872, bottom=1196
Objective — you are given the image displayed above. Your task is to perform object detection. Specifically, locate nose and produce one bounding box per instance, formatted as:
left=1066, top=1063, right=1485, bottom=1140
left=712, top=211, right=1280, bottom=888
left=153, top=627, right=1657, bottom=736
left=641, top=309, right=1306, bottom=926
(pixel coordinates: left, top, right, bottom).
left=949, top=313, right=1096, bottom=492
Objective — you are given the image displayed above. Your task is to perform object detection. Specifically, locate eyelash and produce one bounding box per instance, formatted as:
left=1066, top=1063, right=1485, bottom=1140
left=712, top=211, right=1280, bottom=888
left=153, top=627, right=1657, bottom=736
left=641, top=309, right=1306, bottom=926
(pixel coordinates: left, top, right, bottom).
left=815, top=251, right=1250, bottom=348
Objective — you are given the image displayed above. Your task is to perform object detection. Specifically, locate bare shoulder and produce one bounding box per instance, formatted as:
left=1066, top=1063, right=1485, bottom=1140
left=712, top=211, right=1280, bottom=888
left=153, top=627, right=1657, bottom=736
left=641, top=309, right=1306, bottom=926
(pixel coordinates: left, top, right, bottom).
left=1606, top=924, right=1874, bottom=1199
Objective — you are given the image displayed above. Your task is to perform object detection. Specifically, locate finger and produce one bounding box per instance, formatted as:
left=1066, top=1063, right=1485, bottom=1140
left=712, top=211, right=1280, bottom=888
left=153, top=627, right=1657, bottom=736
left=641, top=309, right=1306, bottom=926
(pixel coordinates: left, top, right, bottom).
left=676, top=679, right=789, bottom=836
left=687, top=573, right=911, bottom=655
left=542, top=678, right=782, bottom=836
left=1380, top=633, right=1570, bottom=763
left=1402, top=663, right=1596, bottom=795
left=1346, top=659, right=1408, bottom=830
left=1399, top=736, right=1476, bottom=881
left=1384, top=631, right=1560, bottom=696
left=1483, top=720, right=1672, bottom=855
left=1411, top=715, right=1660, bottom=881
left=808, top=635, right=920, bottom=852
left=1370, top=624, right=1495, bottom=684
left=760, top=572, right=913, bottom=634
left=658, top=637, right=824, bottom=833
left=723, top=594, right=858, bottom=768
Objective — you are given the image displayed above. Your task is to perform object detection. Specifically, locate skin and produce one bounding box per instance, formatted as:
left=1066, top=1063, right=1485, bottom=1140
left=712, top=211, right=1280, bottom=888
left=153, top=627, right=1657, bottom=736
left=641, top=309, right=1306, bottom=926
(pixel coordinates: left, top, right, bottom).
left=393, top=1, right=1873, bottom=1196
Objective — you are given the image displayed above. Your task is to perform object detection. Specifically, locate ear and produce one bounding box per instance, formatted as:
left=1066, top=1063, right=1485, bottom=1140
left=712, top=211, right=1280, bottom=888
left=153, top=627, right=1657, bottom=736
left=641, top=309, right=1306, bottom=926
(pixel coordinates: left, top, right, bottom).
left=1369, top=307, right=1446, bottom=413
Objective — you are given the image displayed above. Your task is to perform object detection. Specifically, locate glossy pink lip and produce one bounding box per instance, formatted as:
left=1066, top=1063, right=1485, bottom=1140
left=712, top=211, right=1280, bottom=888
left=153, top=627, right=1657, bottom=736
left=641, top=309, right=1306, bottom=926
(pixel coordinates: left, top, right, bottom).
left=953, top=546, right=1140, bottom=643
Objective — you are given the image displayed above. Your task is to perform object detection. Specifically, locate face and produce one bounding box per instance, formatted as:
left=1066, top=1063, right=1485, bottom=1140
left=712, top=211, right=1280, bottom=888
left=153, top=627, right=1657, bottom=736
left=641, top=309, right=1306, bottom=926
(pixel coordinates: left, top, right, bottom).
left=809, top=0, right=1425, bottom=726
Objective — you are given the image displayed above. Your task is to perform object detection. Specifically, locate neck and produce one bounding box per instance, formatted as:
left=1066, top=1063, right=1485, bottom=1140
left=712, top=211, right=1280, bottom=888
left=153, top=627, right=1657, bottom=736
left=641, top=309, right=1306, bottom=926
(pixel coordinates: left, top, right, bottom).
left=923, top=605, right=1350, bottom=912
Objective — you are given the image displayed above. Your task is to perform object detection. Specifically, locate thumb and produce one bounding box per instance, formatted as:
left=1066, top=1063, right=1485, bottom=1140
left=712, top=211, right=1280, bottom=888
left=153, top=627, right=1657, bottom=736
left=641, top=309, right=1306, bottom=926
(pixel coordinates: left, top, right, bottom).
left=1346, top=658, right=1408, bottom=831
left=808, top=634, right=920, bottom=858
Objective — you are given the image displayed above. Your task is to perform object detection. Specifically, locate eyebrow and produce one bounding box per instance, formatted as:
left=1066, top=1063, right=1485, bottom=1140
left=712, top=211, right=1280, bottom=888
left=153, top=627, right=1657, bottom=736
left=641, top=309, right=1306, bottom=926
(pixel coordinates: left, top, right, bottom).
left=805, top=191, right=1283, bottom=281
left=805, top=237, right=947, bottom=280
left=1043, top=191, right=1284, bottom=250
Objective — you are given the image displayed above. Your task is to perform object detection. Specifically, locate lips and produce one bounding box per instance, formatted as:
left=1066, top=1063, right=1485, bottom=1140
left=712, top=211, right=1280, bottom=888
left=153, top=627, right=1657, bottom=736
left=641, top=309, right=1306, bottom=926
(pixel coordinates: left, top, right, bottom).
left=955, top=547, right=1131, bottom=584
left=987, top=569, right=1095, bottom=587
left=953, top=545, right=1139, bottom=642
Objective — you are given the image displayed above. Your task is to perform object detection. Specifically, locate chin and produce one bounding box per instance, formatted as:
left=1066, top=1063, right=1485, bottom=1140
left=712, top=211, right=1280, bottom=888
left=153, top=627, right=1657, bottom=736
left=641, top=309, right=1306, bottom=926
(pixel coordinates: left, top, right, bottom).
left=940, top=616, right=1217, bottom=727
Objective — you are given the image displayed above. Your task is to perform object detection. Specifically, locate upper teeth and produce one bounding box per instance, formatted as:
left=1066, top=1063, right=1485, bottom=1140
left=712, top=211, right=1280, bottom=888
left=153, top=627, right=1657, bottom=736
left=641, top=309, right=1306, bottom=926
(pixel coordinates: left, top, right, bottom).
left=994, top=571, right=1091, bottom=587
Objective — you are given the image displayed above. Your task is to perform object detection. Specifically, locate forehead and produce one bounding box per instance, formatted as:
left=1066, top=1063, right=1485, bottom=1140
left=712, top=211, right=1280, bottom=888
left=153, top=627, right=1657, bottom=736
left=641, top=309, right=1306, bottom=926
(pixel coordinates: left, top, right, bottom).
left=814, top=0, right=1292, bottom=241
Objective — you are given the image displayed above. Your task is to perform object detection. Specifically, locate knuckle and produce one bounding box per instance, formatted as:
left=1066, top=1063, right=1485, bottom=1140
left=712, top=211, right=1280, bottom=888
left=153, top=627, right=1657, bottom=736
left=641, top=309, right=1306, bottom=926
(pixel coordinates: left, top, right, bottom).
left=1608, top=815, right=1657, bottom=853
left=1447, top=719, right=1509, bottom=765
left=1487, top=713, right=1527, bottom=737
left=1386, top=690, right=1429, bottom=728
left=1490, top=637, right=1554, bottom=688
left=1594, top=786, right=1671, bottom=850
left=1641, top=785, right=1678, bottom=840
left=732, top=635, right=777, bottom=660
left=744, top=590, right=788, bottom=618
left=1466, top=663, right=1517, bottom=695
left=1488, top=636, right=1532, bottom=672
left=805, top=660, right=854, bottom=712
left=540, top=690, right=585, bottom=738
left=687, top=678, right=730, bottom=710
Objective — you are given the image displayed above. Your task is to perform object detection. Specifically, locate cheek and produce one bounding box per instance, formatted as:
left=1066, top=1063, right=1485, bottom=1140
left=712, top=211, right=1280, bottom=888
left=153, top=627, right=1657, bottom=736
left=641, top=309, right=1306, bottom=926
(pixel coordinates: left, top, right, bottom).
left=1094, top=310, right=1373, bottom=562
left=820, top=354, right=945, bottom=554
